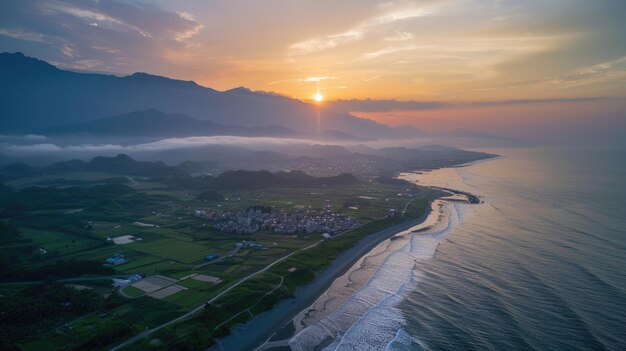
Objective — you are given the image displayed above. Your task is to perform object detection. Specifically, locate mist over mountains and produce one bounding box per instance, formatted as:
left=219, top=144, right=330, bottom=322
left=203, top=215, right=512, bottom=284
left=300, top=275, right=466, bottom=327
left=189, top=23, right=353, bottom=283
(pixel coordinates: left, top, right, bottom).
left=0, top=52, right=422, bottom=140
left=0, top=51, right=512, bottom=170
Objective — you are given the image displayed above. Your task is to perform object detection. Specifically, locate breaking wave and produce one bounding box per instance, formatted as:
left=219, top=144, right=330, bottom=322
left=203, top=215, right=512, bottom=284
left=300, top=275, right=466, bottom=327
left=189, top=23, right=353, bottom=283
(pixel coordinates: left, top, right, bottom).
left=289, top=202, right=463, bottom=351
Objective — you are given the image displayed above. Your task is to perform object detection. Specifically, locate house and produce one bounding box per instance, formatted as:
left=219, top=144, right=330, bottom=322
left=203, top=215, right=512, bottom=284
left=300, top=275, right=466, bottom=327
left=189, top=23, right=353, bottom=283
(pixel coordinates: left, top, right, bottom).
left=111, top=273, right=144, bottom=288
left=105, top=253, right=128, bottom=266
left=205, top=253, right=220, bottom=261
left=322, top=233, right=332, bottom=240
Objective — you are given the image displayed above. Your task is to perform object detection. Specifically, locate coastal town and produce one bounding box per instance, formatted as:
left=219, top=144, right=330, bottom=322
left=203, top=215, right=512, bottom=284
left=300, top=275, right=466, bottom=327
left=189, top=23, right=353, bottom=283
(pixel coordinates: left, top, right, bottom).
left=193, top=206, right=359, bottom=235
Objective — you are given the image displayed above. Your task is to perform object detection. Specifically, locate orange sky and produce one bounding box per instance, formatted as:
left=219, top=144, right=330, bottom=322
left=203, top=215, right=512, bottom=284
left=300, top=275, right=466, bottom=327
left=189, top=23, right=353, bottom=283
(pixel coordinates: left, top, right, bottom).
left=2, top=0, right=625, bottom=102
left=1, top=0, right=625, bottom=144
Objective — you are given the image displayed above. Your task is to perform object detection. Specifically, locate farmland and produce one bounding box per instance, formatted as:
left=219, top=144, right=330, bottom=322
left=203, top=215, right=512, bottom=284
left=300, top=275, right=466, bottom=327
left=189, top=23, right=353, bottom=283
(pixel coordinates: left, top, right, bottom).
left=0, top=166, right=443, bottom=350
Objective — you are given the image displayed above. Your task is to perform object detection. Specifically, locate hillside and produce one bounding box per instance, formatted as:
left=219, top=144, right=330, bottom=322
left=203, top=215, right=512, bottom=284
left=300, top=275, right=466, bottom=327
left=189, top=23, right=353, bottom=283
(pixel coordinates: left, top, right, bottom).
left=0, top=52, right=421, bottom=139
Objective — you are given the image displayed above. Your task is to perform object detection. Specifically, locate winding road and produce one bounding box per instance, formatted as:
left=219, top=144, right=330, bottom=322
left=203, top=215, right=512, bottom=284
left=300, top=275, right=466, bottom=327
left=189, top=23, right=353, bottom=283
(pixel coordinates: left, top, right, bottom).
left=109, top=240, right=323, bottom=350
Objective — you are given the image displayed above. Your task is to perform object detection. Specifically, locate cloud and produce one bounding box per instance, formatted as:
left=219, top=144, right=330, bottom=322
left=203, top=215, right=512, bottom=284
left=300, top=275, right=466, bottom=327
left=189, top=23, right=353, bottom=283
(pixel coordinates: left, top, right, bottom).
left=289, top=30, right=363, bottom=55
left=359, top=45, right=416, bottom=60
left=1, top=0, right=624, bottom=101
left=0, top=27, right=46, bottom=42
left=3, top=136, right=334, bottom=155
left=0, top=0, right=205, bottom=73
left=329, top=99, right=448, bottom=112
left=24, top=134, right=48, bottom=141
left=299, top=76, right=337, bottom=82
left=288, top=0, right=449, bottom=55
left=576, top=56, right=626, bottom=75
left=384, top=31, right=413, bottom=41
left=469, top=97, right=614, bottom=108
left=61, top=43, right=76, bottom=57
left=327, top=97, right=614, bottom=113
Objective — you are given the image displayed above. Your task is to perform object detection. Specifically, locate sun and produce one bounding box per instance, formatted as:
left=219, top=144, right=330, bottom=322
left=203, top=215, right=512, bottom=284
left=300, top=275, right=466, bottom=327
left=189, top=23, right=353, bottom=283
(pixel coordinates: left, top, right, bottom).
left=313, top=92, right=324, bottom=102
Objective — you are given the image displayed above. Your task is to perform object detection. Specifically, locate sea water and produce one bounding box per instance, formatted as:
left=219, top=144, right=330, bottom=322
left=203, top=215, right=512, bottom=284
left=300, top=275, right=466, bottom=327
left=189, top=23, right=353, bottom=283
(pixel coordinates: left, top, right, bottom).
left=291, top=147, right=626, bottom=351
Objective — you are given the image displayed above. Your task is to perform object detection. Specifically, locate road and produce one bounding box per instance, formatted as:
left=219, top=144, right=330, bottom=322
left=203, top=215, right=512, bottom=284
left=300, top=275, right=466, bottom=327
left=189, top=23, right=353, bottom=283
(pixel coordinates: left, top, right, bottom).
left=0, top=275, right=132, bottom=287
left=110, top=197, right=418, bottom=350
left=109, top=240, right=323, bottom=351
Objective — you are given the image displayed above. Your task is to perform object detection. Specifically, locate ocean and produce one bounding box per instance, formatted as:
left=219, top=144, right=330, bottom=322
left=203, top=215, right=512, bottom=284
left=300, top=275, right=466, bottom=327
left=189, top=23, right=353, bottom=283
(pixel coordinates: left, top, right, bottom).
left=284, top=147, right=626, bottom=351
left=397, top=147, right=626, bottom=351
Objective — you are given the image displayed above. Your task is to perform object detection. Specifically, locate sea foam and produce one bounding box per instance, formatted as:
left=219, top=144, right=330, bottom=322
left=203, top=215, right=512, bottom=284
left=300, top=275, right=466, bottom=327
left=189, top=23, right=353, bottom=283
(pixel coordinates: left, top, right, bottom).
left=289, top=202, right=462, bottom=351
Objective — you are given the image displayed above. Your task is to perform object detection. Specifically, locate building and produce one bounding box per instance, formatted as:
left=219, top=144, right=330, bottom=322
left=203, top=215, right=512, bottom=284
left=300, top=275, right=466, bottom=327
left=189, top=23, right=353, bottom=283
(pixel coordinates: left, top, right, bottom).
left=205, top=253, right=220, bottom=261
left=112, top=273, right=144, bottom=288
left=104, top=253, right=128, bottom=266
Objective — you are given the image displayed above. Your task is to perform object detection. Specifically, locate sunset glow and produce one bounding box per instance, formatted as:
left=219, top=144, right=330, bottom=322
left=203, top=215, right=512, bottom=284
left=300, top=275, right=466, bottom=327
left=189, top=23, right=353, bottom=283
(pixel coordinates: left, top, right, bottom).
left=0, top=2, right=625, bottom=350
left=1, top=0, right=625, bottom=144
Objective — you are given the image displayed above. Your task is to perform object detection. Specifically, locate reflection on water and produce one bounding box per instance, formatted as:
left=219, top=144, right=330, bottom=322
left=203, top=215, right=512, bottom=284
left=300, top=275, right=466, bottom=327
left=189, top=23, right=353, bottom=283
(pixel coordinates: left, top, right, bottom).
left=288, top=200, right=460, bottom=351
left=400, top=148, right=626, bottom=351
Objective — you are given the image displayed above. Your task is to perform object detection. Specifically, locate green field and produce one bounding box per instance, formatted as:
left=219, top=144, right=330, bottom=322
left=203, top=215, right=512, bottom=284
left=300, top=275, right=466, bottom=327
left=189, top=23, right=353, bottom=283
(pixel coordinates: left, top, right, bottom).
left=122, top=285, right=145, bottom=297
left=1, top=169, right=442, bottom=351
left=20, top=227, right=102, bottom=256
left=125, top=238, right=214, bottom=264
left=163, top=288, right=209, bottom=307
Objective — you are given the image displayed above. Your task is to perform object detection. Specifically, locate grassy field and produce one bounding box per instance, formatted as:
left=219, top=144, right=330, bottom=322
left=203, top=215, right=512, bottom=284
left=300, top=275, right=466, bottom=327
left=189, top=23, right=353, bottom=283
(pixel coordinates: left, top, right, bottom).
left=163, top=289, right=209, bottom=308
left=2, top=171, right=439, bottom=351
left=20, top=227, right=102, bottom=256
left=122, top=285, right=145, bottom=297
left=125, top=238, right=214, bottom=264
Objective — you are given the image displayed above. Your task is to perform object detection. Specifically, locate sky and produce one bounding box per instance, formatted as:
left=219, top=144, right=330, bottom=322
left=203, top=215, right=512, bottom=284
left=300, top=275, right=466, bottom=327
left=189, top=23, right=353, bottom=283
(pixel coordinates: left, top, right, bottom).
left=1, top=0, right=625, bottom=144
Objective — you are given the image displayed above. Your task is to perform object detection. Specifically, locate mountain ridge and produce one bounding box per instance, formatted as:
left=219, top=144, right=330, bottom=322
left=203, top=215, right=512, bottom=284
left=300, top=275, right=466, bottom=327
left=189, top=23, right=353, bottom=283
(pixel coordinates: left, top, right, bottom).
left=0, top=52, right=422, bottom=139
left=42, top=109, right=368, bottom=141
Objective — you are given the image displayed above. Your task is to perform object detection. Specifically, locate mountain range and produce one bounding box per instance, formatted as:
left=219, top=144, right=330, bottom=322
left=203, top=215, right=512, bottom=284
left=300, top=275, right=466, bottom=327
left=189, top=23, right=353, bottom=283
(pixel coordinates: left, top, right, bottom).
left=42, top=109, right=368, bottom=141
left=0, top=52, right=422, bottom=139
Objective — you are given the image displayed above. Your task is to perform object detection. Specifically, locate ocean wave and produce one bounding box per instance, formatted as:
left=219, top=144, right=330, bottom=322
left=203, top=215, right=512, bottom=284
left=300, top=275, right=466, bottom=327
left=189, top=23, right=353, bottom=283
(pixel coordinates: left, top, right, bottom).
left=289, top=203, right=462, bottom=351
left=386, top=328, right=428, bottom=351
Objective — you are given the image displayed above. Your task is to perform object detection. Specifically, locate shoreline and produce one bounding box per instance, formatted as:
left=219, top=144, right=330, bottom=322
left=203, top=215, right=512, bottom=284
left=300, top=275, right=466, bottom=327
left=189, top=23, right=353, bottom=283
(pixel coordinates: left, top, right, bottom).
left=260, top=199, right=449, bottom=350
left=209, top=204, right=436, bottom=351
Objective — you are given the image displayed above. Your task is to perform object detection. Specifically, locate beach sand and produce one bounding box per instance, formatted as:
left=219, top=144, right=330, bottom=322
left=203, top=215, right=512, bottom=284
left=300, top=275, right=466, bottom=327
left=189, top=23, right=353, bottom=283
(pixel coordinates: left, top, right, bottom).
left=210, top=171, right=470, bottom=351
left=255, top=199, right=452, bottom=350
left=210, top=205, right=440, bottom=351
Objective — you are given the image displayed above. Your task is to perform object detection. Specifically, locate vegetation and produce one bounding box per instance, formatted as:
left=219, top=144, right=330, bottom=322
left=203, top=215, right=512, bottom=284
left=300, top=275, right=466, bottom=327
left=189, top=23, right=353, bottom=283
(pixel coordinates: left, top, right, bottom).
left=196, top=190, right=225, bottom=201
left=0, top=157, right=446, bottom=350
left=0, top=283, right=123, bottom=349
left=140, top=198, right=436, bottom=350
left=170, top=169, right=359, bottom=190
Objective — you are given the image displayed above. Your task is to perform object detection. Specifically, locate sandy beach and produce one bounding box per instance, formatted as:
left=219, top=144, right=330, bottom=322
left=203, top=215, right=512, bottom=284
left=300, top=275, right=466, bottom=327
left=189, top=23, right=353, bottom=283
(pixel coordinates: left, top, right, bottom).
left=256, top=199, right=456, bottom=350
left=208, top=201, right=443, bottom=351
left=206, top=169, right=474, bottom=351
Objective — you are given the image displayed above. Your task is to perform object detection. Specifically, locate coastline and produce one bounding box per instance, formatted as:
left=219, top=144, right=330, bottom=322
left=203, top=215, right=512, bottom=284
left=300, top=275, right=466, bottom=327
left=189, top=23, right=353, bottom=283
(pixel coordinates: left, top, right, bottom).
left=259, top=199, right=449, bottom=350
left=264, top=199, right=454, bottom=351
left=209, top=202, right=437, bottom=351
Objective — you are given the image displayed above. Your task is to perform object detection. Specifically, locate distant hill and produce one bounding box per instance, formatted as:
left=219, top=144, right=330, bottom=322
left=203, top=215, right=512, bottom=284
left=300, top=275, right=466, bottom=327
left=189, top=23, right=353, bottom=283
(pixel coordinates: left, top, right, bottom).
left=0, top=154, right=185, bottom=179
left=175, top=170, right=359, bottom=190
left=44, top=109, right=300, bottom=138
left=0, top=52, right=422, bottom=139
left=51, top=154, right=185, bottom=177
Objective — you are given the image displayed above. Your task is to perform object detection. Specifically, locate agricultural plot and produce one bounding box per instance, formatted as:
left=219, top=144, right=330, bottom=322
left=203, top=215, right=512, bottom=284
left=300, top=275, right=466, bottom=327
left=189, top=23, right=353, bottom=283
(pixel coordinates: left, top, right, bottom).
left=149, top=285, right=187, bottom=299
left=1, top=168, right=437, bottom=351
left=122, top=285, right=145, bottom=297
left=125, top=238, right=214, bottom=263
left=163, top=288, right=209, bottom=308
left=131, top=275, right=178, bottom=294
left=126, top=260, right=186, bottom=275
left=192, top=274, right=222, bottom=284
left=20, top=227, right=102, bottom=256
left=112, top=235, right=136, bottom=244
left=117, top=256, right=163, bottom=272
